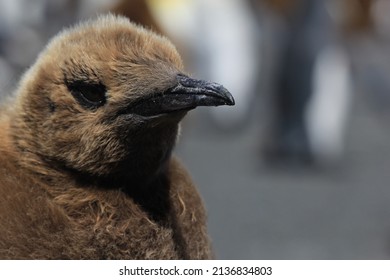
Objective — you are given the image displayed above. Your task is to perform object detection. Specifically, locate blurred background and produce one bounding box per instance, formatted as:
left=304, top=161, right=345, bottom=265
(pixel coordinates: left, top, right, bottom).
left=1, top=0, right=390, bottom=259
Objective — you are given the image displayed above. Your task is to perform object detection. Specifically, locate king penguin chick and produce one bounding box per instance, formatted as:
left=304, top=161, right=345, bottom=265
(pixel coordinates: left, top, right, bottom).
left=0, top=15, right=234, bottom=259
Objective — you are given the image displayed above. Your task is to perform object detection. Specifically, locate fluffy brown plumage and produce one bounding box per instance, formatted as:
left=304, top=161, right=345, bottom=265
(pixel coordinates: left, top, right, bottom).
left=0, top=15, right=234, bottom=259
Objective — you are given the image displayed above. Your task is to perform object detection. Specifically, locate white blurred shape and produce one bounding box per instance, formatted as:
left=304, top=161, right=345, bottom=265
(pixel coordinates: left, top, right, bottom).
left=147, top=0, right=197, bottom=44
left=306, top=45, right=352, bottom=163
left=195, top=0, right=259, bottom=128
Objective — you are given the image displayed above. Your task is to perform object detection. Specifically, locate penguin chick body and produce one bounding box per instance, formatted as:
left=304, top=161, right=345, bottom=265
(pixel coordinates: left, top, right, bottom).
left=0, top=15, right=234, bottom=259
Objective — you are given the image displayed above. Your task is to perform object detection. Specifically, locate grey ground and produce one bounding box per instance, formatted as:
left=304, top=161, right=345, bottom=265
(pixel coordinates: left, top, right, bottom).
left=177, top=98, right=390, bottom=260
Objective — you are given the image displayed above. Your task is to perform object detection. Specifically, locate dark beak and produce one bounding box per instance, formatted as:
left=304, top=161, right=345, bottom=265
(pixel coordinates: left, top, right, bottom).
left=171, top=74, right=235, bottom=107
left=129, top=74, right=235, bottom=117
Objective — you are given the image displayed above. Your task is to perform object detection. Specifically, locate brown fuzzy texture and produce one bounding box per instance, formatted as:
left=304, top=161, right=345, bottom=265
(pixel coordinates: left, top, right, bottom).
left=0, top=15, right=212, bottom=259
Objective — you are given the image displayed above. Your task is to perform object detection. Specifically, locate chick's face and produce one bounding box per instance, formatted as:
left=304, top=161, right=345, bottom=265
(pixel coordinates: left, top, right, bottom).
left=13, top=16, right=234, bottom=180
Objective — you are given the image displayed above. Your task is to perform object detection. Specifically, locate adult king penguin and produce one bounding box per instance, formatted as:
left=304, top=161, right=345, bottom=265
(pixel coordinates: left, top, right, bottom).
left=0, top=15, right=234, bottom=259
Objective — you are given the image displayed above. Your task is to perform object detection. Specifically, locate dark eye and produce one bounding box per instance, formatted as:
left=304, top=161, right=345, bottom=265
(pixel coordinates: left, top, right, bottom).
left=67, top=81, right=107, bottom=109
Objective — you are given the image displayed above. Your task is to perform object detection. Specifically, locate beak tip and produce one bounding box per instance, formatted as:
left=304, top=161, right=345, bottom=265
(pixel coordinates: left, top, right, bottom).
left=227, top=94, right=235, bottom=106
left=220, top=87, right=235, bottom=106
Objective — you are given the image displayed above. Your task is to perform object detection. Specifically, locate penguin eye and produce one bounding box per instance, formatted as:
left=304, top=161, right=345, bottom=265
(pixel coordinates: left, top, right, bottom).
left=67, top=81, right=107, bottom=109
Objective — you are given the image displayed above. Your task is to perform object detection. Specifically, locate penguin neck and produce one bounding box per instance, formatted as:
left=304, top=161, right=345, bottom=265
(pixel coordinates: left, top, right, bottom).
left=104, top=121, right=180, bottom=188
left=12, top=143, right=173, bottom=190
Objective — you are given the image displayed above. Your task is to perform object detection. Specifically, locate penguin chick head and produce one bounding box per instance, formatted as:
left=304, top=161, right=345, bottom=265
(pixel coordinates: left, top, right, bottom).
left=12, top=15, right=234, bottom=183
